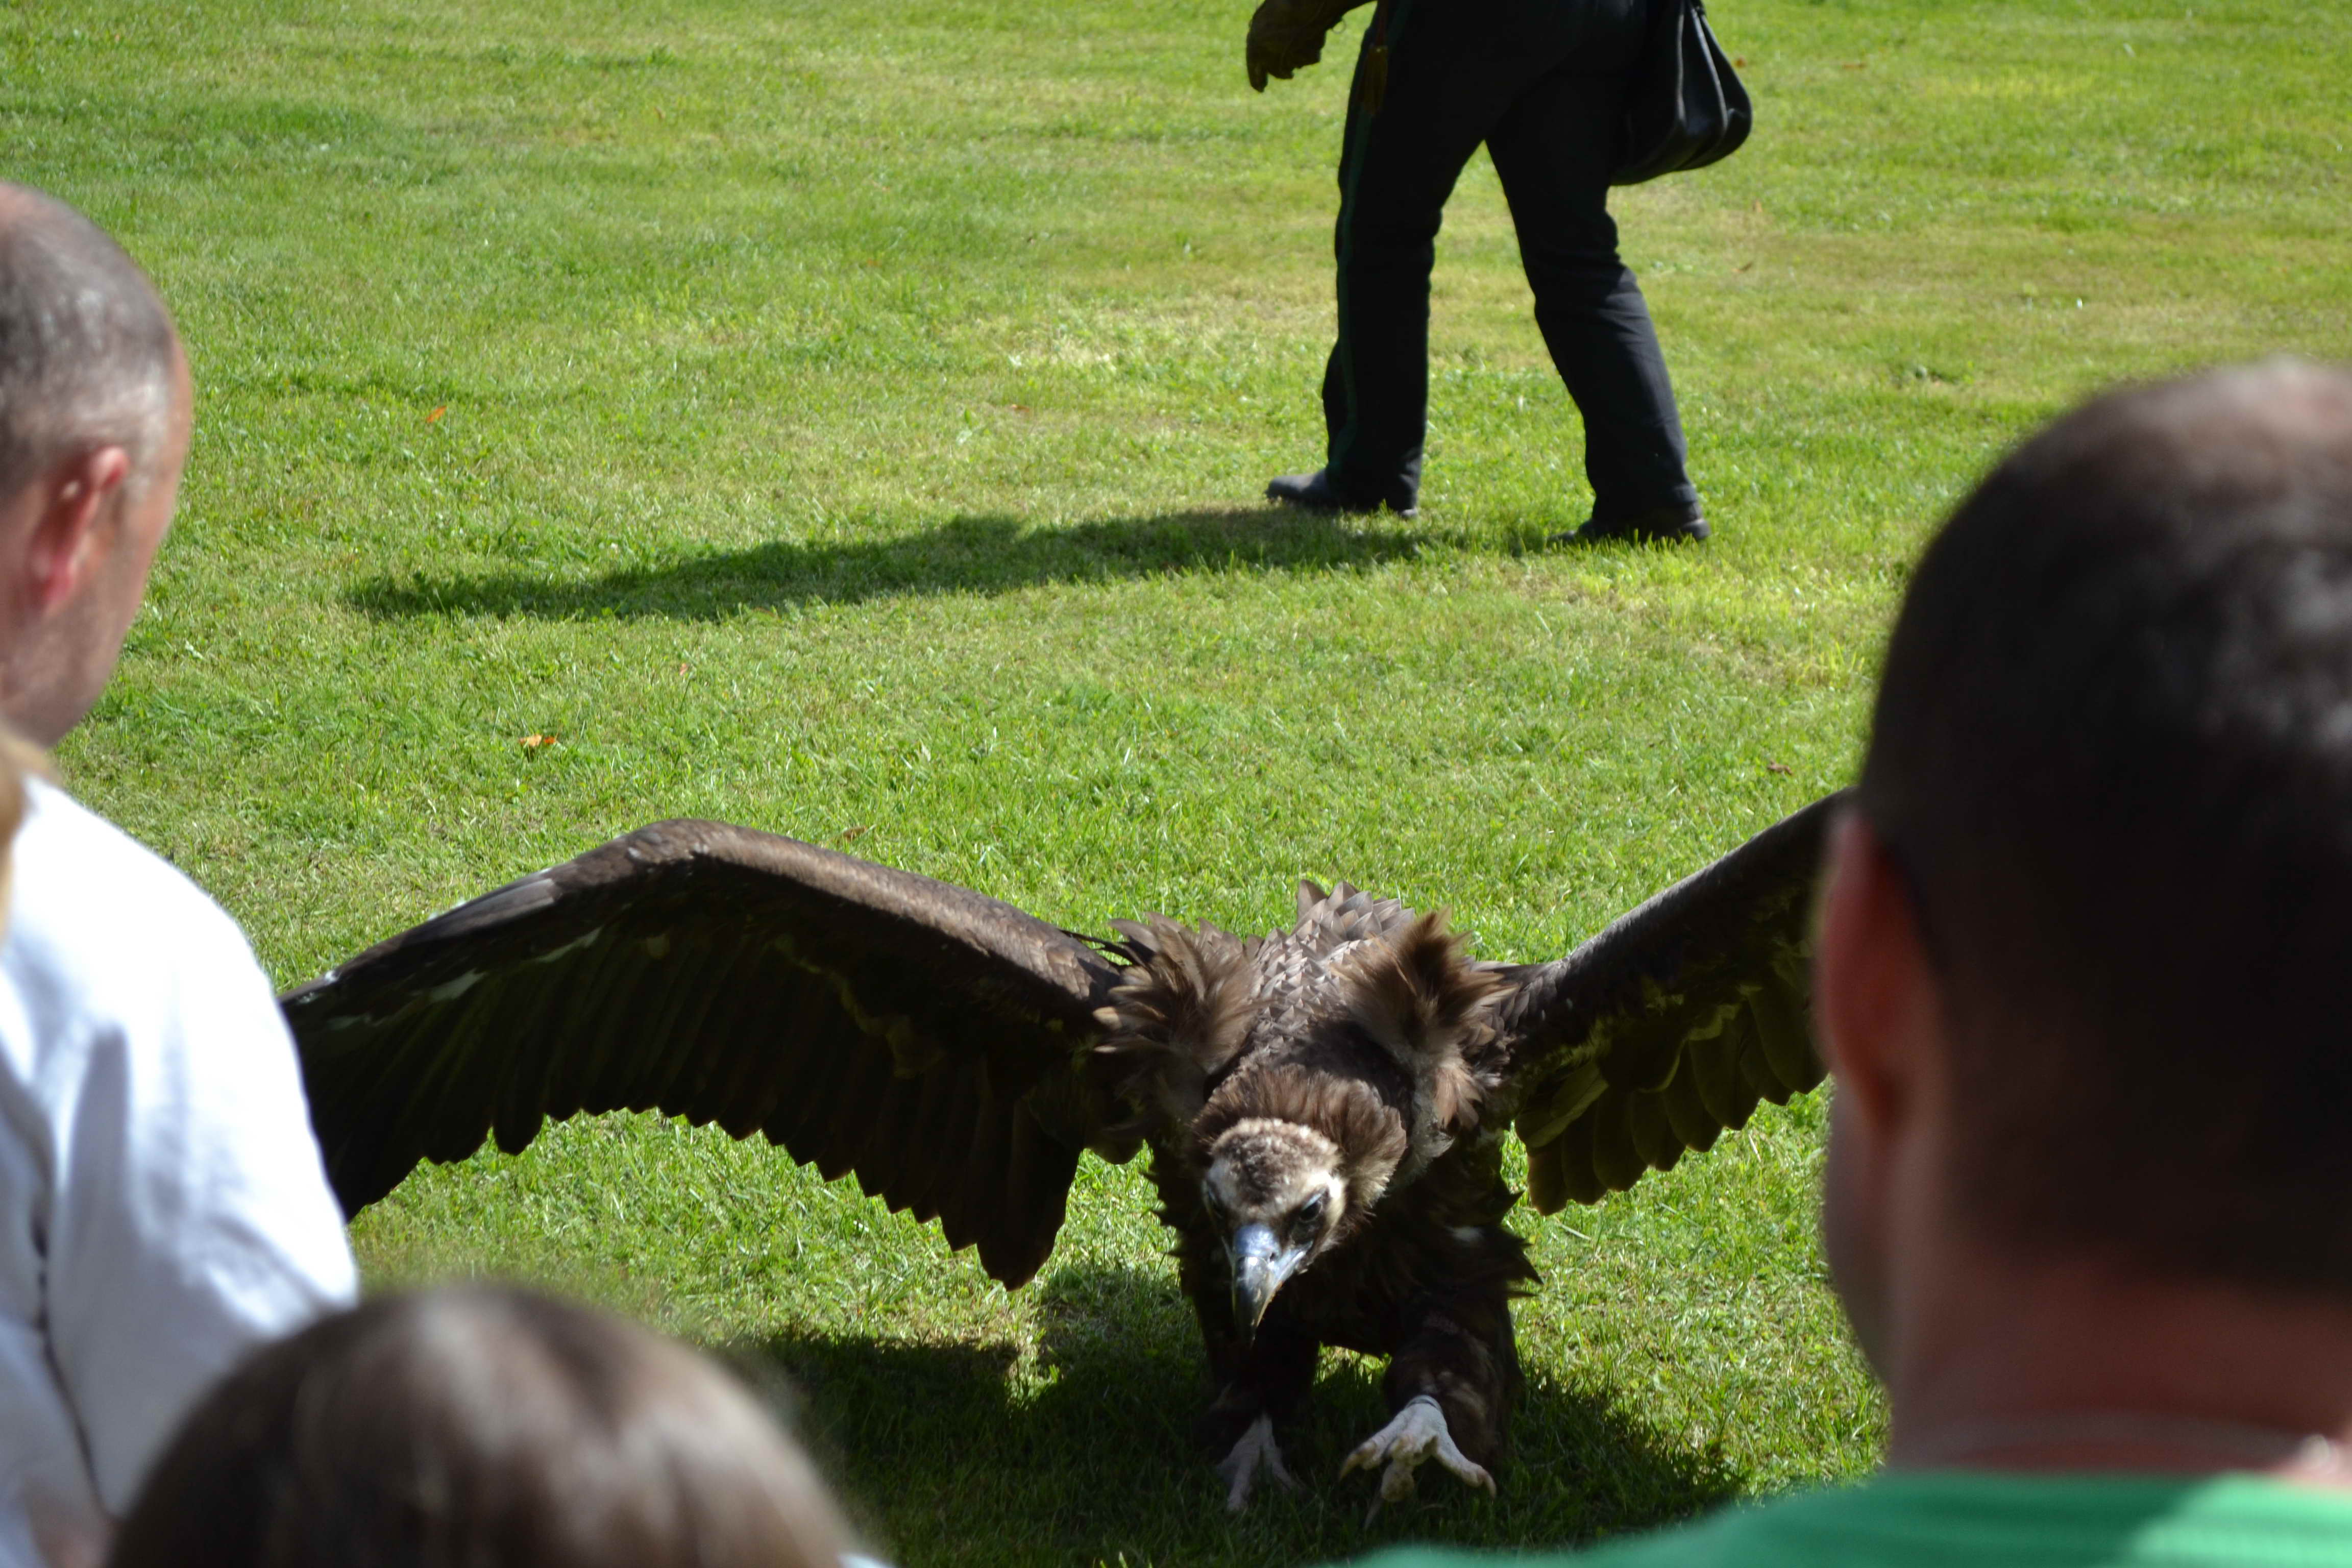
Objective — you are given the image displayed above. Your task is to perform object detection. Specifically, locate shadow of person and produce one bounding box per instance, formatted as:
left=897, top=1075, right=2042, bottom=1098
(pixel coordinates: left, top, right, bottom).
left=725, top=1261, right=1742, bottom=1568
left=346, top=507, right=1430, bottom=623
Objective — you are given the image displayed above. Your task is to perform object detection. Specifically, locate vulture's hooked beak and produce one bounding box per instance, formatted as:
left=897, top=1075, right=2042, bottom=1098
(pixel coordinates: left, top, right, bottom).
left=1228, top=1222, right=1306, bottom=1342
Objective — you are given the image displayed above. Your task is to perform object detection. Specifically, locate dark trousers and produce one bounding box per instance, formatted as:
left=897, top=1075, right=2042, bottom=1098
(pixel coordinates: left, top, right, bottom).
left=1319, top=0, right=1698, bottom=521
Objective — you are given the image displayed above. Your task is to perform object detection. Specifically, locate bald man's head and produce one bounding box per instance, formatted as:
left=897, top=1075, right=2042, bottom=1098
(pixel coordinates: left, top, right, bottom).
left=0, top=186, right=189, bottom=744
left=0, top=184, right=180, bottom=499
left=1857, top=359, right=2352, bottom=1294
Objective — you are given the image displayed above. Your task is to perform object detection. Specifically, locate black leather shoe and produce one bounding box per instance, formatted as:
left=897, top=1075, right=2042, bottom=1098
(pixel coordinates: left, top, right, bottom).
left=1266, top=469, right=1417, bottom=518
left=1547, top=504, right=1709, bottom=546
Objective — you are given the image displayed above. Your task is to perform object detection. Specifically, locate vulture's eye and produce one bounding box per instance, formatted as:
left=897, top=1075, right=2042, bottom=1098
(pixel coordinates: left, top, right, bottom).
left=1294, top=1192, right=1328, bottom=1236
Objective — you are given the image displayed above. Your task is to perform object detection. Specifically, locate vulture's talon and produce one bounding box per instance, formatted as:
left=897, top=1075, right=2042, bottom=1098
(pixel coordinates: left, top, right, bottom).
left=1217, top=1414, right=1298, bottom=1512
left=1342, top=1396, right=1496, bottom=1503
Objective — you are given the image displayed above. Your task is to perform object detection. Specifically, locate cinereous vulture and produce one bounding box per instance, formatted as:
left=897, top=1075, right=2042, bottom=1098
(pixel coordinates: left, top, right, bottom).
left=286, top=792, right=1836, bottom=1511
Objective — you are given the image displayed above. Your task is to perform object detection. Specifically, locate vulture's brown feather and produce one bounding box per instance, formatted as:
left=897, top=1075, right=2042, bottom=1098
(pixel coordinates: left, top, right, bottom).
left=776, top=1005, right=867, bottom=1152
left=850, top=1068, right=919, bottom=1199
left=287, top=820, right=1123, bottom=1268
left=1659, top=1061, right=1722, bottom=1152
left=1493, top=792, right=1839, bottom=1212
left=813, top=1043, right=897, bottom=1182
left=889, top=1066, right=962, bottom=1219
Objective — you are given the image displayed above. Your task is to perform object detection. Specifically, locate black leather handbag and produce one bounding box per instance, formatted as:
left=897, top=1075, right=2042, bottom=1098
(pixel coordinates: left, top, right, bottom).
left=1612, top=0, right=1753, bottom=185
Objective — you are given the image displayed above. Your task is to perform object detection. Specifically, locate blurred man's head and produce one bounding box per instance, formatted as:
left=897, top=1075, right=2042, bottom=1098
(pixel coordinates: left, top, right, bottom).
left=0, top=184, right=186, bottom=747
left=107, top=1287, right=857, bottom=1568
left=1818, top=362, right=2352, bottom=1391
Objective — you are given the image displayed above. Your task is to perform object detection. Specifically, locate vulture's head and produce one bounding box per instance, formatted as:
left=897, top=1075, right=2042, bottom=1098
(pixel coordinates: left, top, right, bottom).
left=1203, top=1117, right=1350, bottom=1337
left=1196, top=1072, right=1409, bottom=1340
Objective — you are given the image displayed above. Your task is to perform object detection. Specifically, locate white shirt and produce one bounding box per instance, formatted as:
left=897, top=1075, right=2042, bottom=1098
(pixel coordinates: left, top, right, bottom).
left=0, top=779, right=357, bottom=1566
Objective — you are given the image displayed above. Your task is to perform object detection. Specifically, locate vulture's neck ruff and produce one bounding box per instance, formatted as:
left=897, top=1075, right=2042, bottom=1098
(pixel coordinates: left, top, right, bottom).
left=1097, top=896, right=1506, bottom=1334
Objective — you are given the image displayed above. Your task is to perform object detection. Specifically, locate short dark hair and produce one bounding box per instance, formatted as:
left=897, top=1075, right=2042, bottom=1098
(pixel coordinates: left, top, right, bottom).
left=1859, top=360, right=2352, bottom=1292
left=106, top=1287, right=856, bottom=1568
left=0, top=184, right=178, bottom=498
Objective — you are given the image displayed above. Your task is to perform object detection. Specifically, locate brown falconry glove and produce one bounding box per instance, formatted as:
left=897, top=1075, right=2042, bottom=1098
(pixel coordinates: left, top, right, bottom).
left=1245, top=0, right=1368, bottom=92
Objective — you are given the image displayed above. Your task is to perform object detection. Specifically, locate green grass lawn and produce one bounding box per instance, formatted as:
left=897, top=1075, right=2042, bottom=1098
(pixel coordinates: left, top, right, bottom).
left=9, top=0, right=2349, bottom=1561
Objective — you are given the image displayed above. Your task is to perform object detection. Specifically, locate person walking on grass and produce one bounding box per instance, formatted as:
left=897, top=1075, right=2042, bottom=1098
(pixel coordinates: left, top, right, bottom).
left=1356, top=360, right=2352, bottom=1565
left=1247, top=0, right=1705, bottom=541
left=0, top=185, right=356, bottom=1568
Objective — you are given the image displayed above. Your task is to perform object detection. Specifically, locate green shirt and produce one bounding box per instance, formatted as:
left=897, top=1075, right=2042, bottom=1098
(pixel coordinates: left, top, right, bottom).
left=1362, top=1473, right=2352, bottom=1568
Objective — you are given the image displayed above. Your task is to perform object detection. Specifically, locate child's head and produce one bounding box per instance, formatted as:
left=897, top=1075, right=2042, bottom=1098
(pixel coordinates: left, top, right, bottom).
left=109, top=1286, right=855, bottom=1568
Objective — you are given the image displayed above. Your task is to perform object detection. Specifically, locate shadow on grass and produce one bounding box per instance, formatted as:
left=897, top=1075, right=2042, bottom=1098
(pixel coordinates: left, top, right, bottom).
left=729, top=1262, right=1741, bottom=1568
left=345, top=508, right=1430, bottom=622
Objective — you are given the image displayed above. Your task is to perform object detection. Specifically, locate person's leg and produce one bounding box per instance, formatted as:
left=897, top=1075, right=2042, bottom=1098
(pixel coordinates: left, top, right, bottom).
left=1278, top=2, right=1512, bottom=513
left=1486, top=20, right=1704, bottom=536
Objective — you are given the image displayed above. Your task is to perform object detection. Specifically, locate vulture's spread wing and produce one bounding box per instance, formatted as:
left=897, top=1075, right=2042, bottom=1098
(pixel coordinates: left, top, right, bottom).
left=1493, top=792, right=1844, bottom=1210
left=284, top=820, right=1126, bottom=1286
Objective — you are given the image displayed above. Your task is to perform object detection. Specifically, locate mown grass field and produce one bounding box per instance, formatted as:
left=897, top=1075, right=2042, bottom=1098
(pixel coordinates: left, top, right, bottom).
left=8, top=0, right=2348, bottom=1562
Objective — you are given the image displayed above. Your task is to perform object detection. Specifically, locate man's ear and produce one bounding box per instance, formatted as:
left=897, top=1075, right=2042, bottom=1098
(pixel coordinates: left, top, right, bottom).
left=1814, top=807, right=1939, bottom=1134
left=21, top=446, right=132, bottom=615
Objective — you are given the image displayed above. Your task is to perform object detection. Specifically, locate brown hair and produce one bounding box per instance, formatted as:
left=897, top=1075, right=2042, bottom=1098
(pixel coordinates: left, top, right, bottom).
left=1859, top=360, right=2352, bottom=1290
left=107, top=1287, right=857, bottom=1568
